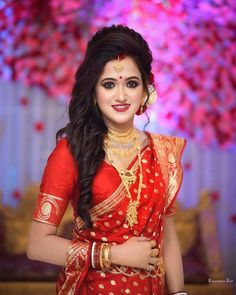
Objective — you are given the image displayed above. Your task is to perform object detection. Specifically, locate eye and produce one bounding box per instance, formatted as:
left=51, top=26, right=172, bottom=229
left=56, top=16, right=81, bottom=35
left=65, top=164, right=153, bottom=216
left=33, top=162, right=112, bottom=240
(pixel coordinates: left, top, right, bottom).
left=102, top=82, right=115, bottom=89
left=127, top=80, right=139, bottom=88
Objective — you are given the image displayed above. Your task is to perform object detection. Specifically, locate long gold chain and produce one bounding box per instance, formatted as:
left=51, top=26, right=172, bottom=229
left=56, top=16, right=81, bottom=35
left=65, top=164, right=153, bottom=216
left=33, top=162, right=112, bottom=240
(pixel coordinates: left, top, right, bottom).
left=105, top=131, right=143, bottom=228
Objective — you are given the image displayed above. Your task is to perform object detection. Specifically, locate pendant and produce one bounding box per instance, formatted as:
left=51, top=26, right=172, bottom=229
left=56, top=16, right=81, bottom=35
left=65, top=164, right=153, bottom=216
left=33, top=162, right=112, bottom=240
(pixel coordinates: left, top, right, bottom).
left=120, top=170, right=137, bottom=186
left=126, top=199, right=139, bottom=228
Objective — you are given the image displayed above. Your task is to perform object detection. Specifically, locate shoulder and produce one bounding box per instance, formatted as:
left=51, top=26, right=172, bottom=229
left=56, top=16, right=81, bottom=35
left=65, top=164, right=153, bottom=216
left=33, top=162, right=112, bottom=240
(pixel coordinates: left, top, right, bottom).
left=45, top=137, right=76, bottom=173
left=50, top=137, right=73, bottom=160
left=148, top=132, right=186, bottom=152
left=41, top=137, right=77, bottom=186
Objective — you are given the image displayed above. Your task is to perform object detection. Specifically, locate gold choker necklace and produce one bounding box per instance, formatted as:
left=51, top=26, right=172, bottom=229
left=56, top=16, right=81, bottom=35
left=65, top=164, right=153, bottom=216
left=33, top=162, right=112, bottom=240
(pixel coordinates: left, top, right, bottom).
left=106, top=127, right=137, bottom=144
left=104, top=127, right=139, bottom=157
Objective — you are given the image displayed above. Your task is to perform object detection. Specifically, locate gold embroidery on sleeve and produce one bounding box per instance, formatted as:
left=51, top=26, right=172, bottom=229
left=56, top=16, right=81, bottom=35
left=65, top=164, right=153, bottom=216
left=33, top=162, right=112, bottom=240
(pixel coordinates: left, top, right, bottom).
left=38, top=195, right=59, bottom=221
left=41, top=201, right=52, bottom=215
left=39, top=192, right=64, bottom=201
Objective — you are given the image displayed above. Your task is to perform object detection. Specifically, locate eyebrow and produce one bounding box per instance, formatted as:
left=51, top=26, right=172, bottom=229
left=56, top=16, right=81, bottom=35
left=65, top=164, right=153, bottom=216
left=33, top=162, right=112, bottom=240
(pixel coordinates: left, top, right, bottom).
left=100, top=76, right=141, bottom=83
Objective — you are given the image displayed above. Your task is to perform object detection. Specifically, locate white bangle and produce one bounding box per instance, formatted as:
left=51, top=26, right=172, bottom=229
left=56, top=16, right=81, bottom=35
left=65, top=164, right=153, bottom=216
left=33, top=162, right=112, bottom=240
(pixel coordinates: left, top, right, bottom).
left=91, top=242, right=96, bottom=269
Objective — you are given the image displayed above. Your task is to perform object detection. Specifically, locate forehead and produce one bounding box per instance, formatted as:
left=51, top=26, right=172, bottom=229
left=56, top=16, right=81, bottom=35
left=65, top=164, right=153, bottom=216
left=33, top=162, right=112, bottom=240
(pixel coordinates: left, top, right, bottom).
left=99, top=56, right=141, bottom=79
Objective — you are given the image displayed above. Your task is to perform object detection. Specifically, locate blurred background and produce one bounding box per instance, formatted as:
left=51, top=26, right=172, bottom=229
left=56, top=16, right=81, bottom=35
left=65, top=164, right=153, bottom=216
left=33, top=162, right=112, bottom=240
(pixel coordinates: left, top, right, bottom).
left=0, top=0, right=235, bottom=294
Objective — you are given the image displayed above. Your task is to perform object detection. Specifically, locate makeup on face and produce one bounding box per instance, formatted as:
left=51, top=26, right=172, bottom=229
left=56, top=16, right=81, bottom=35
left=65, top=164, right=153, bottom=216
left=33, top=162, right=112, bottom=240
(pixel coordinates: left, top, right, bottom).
left=111, top=103, right=131, bottom=112
left=95, top=56, right=144, bottom=130
left=99, top=76, right=141, bottom=89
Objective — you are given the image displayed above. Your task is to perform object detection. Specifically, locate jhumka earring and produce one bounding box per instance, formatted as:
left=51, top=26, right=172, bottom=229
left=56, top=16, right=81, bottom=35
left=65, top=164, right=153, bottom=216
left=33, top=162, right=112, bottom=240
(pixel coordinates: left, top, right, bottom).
left=136, top=72, right=158, bottom=115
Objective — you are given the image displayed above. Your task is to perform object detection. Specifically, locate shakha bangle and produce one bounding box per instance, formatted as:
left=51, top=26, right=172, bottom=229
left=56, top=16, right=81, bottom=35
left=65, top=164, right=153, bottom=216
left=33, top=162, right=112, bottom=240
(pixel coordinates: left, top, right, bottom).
left=91, top=242, right=102, bottom=269
left=91, top=242, right=96, bottom=269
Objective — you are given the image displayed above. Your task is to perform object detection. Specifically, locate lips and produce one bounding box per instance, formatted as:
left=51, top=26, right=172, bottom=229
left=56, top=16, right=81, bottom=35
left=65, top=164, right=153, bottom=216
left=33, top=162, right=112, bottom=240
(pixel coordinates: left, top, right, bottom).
left=112, top=104, right=130, bottom=112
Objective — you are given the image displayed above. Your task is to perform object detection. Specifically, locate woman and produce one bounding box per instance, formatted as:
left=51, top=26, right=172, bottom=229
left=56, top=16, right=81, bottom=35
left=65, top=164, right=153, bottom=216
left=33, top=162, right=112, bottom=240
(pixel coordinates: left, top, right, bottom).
left=27, top=25, right=187, bottom=295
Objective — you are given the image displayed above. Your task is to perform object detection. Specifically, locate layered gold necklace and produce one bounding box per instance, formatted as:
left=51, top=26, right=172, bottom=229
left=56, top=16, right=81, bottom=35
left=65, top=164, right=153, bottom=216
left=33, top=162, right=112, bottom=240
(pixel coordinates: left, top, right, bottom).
left=104, top=127, right=140, bottom=157
left=104, top=127, right=143, bottom=228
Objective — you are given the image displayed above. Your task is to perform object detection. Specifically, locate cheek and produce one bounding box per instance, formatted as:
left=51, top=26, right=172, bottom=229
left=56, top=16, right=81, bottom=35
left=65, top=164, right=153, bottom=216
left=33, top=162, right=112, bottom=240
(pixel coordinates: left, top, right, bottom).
left=96, top=88, right=111, bottom=107
left=131, top=88, right=144, bottom=102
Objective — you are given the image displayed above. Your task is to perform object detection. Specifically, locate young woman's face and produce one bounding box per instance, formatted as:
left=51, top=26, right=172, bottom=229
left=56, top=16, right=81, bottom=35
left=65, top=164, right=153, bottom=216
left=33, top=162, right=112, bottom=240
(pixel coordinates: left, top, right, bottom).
left=95, top=56, right=145, bottom=131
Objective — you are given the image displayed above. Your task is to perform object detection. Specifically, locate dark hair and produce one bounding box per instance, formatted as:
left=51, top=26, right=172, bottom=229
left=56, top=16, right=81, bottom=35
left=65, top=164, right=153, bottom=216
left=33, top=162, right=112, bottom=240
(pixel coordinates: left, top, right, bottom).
left=56, top=24, right=153, bottom=228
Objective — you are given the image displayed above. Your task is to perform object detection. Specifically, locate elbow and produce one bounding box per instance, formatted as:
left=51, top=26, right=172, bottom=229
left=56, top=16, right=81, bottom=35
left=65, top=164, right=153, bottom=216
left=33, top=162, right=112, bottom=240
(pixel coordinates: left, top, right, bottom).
left=26, top=243, right=33, bottom=260
left=27, top=240, right=37, bottom=261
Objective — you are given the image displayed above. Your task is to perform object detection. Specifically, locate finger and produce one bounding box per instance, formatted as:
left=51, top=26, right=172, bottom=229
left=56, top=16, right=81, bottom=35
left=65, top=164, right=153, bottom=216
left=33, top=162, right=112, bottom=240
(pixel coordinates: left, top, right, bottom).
left=137, top=236, right=151, bottom=242
left=150, top=240, right=157, bottom=248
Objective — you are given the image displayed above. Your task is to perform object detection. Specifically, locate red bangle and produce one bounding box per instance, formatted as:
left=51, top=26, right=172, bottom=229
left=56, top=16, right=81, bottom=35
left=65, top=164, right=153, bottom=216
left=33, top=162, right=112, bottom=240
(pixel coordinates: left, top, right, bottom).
left=91, top=242, right=103, bottom=269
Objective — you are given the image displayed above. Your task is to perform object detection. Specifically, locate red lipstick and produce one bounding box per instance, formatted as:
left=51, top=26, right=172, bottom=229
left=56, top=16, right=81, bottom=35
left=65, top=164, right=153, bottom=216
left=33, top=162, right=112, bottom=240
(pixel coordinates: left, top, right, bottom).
left=112, top=104, right=130, bottom=112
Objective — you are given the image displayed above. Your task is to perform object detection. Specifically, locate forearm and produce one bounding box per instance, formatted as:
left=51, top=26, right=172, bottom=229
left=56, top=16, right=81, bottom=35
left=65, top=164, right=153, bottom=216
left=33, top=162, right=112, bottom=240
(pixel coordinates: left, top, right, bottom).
left=163, top=217, right=185, bottom=294
left=27, top=234, right=70, bottom=266
left=27, top=221, right=70, bottom=266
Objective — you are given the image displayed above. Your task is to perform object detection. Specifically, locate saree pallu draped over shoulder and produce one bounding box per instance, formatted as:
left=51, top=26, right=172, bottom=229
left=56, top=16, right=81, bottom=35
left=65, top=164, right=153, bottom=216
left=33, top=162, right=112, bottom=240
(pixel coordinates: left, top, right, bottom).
left=51, top=133, right=186, bottom=295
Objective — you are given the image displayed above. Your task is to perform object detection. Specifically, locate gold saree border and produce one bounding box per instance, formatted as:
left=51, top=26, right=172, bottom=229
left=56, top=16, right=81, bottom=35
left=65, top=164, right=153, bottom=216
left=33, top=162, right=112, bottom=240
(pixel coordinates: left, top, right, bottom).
left=151, top=134, right=186, bottom=210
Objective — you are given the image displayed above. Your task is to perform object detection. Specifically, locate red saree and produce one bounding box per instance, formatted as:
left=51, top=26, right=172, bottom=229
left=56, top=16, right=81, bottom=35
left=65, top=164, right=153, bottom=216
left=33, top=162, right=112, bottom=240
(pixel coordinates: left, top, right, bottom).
left=33, top=132, right=186, bottom=295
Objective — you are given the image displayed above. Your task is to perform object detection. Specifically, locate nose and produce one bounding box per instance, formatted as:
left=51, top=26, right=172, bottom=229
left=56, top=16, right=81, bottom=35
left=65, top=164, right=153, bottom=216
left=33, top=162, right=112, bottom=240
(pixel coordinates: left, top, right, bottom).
left=116, top=85, right=127, bottom=102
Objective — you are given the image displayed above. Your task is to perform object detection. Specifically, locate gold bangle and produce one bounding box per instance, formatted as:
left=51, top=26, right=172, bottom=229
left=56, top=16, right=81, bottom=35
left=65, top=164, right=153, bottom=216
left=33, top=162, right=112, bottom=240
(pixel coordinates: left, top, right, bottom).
left=103, top=243, right=111, bottom=269
left=99, top=243, right=105, bottom=270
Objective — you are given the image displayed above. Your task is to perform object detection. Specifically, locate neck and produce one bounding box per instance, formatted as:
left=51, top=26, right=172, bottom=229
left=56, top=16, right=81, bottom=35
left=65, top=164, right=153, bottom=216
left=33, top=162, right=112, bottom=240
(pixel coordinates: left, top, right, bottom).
left=105, top=122, right=134, bottom=134
left=108, top=126, right=134, bottom=135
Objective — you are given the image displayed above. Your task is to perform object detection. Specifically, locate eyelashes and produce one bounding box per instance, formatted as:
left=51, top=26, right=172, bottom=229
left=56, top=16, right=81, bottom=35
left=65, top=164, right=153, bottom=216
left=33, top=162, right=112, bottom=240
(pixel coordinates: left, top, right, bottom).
left=127, top=80, right=139, bottom=88
left=102, top=82, right=115, bottom=89
left=101, top=80, right=140, bottom=89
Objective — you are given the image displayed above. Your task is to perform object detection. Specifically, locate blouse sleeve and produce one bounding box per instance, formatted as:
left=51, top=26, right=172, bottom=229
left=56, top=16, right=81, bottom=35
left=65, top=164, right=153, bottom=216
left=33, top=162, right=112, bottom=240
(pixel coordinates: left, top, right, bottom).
left=165, top=136, right=186, bottom=217
left=32, top=138, right=77, bottom=226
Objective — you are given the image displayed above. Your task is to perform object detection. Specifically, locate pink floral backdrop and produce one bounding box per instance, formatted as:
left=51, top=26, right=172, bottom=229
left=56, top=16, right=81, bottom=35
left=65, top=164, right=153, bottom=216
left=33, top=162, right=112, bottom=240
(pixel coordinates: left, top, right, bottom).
left=0, top=0, right=236, bottom=288
left=0, top=0, right=235, bottom=148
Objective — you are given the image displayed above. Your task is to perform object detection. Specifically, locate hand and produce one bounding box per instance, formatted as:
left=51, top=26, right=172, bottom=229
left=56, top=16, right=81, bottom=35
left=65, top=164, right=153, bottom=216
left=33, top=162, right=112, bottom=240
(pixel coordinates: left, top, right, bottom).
left=110, top=236, right=158, bottom=270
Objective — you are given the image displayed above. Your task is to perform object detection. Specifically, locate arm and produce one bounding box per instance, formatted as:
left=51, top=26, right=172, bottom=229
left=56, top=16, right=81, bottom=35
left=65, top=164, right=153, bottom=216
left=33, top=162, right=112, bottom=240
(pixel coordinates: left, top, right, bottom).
left=163, top=216, right=185, bottom=294
left=27, top=221, right=70, bottom=266
left=27, top=220, right=157, bottom=270
left=27, top=139, right=77, bottom=267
